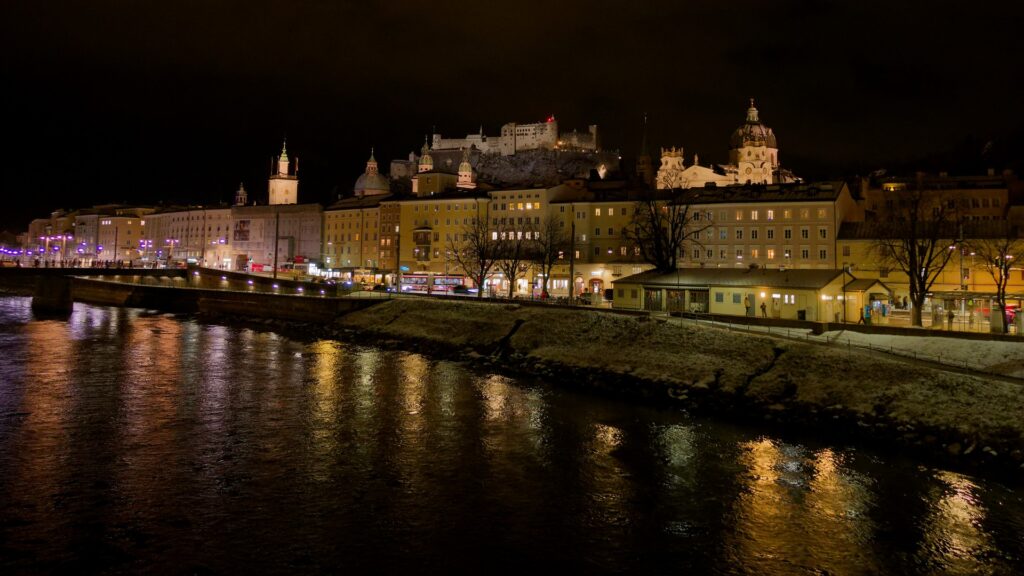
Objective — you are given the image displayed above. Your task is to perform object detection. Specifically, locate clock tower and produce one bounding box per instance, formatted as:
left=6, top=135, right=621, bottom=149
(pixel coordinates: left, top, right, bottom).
left=268, top=140, right=298, bottom=205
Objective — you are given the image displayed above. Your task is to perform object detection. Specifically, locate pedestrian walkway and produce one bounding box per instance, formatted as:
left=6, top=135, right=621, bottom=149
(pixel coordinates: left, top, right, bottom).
left=664, top=313, right=1024, bottom=381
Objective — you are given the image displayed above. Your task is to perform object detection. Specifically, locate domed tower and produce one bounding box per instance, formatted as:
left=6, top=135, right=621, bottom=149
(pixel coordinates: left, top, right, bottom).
left=456, top=148, right=476, bottom=190
left=269, top=140, right=298, bottom=205
left=353, top=148, right=391, bottom=197
left=729, top=99, right=779, bottom=184
left=417, top=138, right=433, bottom=173
left=234, top=183, right=248, bottom=206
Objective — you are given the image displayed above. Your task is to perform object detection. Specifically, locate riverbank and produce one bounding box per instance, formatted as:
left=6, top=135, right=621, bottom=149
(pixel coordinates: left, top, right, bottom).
left=318, top=298, right=1023, bottom=478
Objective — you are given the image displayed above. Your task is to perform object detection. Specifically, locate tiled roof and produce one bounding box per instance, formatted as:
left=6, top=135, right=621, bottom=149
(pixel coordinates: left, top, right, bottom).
left=613, top=267, right=843, bottom=290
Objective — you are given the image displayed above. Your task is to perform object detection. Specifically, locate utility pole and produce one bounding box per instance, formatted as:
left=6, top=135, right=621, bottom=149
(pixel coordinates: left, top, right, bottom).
left=958, top=224, right=965, bottom=321
left=394, top=223, right=401, bottom=289
left=272, top=211, right=280, bottom=280
left=568, top=203, right=575, bottom=301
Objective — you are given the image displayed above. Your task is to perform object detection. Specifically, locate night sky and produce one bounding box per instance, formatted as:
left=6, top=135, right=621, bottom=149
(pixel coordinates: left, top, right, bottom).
left=4, top=1, right=1022, bottom=233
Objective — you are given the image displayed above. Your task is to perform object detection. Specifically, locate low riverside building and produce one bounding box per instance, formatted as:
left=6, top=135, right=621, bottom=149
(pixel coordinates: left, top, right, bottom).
left=612, top=267, right=855, bottom=322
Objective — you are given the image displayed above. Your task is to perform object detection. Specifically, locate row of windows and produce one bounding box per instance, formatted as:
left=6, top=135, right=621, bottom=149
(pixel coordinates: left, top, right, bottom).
left=689, top=247, right=830, bottom=260
left=490, top=231, right=542, bottom=240
left=712, top=227, right=830, bottom=240
left=493, top=202, right=542, bottom=211
left=412, top=203, right=478, bottom=212
left=413, top=217, right=478, bottom=227
left=692, top=208, right=829, bottom=222
left=326, top=233, right=379, bottom=243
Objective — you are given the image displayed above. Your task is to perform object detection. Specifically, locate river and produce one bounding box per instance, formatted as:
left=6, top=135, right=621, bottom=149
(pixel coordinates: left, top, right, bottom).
left=0, top=297, right=1021, bottom=574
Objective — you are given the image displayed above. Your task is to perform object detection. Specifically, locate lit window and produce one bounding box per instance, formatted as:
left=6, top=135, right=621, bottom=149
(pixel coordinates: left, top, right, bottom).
left=751, top=210, right=758, bottom=220
left=595, top=208, right=601, bottom=216
left=766, top=210, right=774, bottom=221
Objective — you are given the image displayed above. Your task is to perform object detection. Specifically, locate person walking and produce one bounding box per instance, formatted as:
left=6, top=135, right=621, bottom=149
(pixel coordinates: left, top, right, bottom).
left=760, top=301, right=767, bottom=318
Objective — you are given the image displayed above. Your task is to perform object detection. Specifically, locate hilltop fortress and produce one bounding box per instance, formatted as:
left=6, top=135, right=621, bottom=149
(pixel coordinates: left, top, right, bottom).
left=430, top=116, right=599, bottom=156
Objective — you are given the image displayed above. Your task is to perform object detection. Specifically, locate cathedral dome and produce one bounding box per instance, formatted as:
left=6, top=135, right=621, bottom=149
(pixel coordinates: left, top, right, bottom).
left=354, top=149, right=391, bottom=196
left=730, top=100, right=777, bottom=149
left=354, top=172, right=390, bottom=196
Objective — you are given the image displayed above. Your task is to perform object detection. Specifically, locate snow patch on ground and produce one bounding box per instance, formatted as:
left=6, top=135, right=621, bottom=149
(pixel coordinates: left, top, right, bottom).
left=822, top=330, right=1024, bottom=378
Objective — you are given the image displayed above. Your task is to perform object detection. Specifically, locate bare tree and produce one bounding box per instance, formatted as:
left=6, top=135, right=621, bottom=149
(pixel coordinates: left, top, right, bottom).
left=494, top=222, right=536, bottom=299
left=448, top=213, right=501, bottom=299
left=967, top=223, right=1024, bottom=332
left=872, top=179, right=960, bottom=327
left=532, top=215, right=570, bottom=298
left=624, top=188, right=711, bottom=273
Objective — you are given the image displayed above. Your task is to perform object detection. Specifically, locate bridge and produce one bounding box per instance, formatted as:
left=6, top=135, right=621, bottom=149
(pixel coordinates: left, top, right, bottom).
left=0, top=266, right=377, bottom=321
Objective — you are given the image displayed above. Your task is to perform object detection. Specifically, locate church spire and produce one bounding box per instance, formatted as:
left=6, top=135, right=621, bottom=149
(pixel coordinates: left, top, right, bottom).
left=640, top=112, right=649, bottom=156
left=746, top=98, right=759, bottom=123
left=636, top=112, right=654, bottom=187
left=277, top=139, right=290, bottom=175
left=366, top=148, right=378, bottom=174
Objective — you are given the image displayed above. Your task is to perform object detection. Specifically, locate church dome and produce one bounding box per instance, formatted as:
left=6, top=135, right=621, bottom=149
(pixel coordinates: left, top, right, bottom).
left=354, top=172, right=390, bottom=196
left=730, top=100, right=777, bottom=149
left=354, top=148, right=391, bottom=196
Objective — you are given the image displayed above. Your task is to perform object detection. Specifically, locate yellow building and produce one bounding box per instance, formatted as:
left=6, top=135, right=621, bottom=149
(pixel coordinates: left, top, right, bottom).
left=675, top=181, right=860, bottom=271
left=323, top=195, right=387, bottom=282
left=394, top=191, right=490, bottom=293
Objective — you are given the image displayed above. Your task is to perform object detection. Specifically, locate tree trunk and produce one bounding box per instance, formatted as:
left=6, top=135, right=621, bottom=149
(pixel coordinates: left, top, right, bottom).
left=911, top=297, right=924, bottom=327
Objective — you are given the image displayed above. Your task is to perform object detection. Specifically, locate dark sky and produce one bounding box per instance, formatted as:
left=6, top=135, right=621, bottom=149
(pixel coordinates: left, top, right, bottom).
left=4, top=0, right=1022, bottom=232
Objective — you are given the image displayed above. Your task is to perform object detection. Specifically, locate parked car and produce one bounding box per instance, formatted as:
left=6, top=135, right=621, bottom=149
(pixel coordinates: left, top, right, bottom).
left=979, top=303, right=1018, bottom=323
left=453, top=285, right=477, bottom=294
left=371, top=284, right=396, bottom=293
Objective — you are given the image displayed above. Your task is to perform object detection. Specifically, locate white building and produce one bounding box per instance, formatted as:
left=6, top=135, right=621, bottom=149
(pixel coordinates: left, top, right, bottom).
left=431, top=117, right=598, bottom=156
left=657, top=100, right=797, bottom=190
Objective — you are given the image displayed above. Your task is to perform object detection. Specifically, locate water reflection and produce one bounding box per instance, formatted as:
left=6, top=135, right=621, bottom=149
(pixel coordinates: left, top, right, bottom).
left=727, top=438, right=881, bottom=574
left=0, top=297, right=1020, bottom=575
left=919, top=471, right=996, bottom=573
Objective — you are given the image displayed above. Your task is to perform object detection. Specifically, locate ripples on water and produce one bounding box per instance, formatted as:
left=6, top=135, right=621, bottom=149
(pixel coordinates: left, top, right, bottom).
left=0, top=297, right=1021, bottom=574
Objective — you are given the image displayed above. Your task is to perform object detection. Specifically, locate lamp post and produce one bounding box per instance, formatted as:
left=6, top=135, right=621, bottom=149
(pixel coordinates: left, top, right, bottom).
left=394, top=223, right=401, bottom=289
left=568, top=203, right=576, bottom=302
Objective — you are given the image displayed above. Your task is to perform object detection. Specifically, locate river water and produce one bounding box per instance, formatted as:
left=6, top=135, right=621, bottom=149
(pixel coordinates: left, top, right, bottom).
left=0, top=297, right=1021, bottom=575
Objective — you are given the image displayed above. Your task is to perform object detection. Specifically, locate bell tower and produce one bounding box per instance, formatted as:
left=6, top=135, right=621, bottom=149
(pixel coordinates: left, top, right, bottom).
left=269, top=140, right=298, bottom=205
